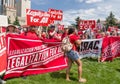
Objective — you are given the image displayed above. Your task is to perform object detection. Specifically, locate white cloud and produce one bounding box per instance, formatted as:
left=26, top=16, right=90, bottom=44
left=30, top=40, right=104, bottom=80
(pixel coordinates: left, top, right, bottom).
left=85, top=0, right=103, bottom=3
left=95, top=1, right=120, bottom=18
left=63, top=0, right=120, bottom=25
left=76, top=0, right=103, bottom=3
left=63, top=5, right=113, bottom=25
left=31, top=0, right=120, bottom=25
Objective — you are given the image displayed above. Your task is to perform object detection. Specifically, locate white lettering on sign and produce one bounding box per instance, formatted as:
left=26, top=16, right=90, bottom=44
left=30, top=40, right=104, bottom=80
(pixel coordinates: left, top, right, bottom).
left=49, top=10, right=63, bottom=15
left=9, top=45, right=48, bottom=56
left=0, top=33, right=6, bottom=50
left=27, top=9, right=43, bottom=17
left=50, top=14, right=56, bottom=18
left=40, top=17, right=48, bottom=23
left=49, top=47, right=57, bottom=56
left=27, top=9, right=50, bottom=17
left=7, top=45, right=64, bottom=70
left=30, top=17, right=39, bottom=22
left=57, top=15, right=62, bottom=19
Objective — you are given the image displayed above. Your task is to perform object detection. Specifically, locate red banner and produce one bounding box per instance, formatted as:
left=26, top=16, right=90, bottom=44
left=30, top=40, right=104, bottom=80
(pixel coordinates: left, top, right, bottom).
left=101, top=37, right=120, bottom=62
left=4, top=34, right=67, bottom=79
left=108, top=26, right=118, bottom=32
left=79, top=20, right=96, bottom=30
left=48, top=8, right=63, bottom=21
left=26, top=9, right=51, bottom=26
left=0, top=33, right=7, bottom=75
left=0, top=27, right=6, bottom=33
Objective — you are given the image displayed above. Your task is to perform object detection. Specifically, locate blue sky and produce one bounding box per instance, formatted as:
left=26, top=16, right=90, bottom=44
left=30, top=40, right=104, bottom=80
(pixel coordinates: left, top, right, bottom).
left=31, top=0, right=120, bottom=25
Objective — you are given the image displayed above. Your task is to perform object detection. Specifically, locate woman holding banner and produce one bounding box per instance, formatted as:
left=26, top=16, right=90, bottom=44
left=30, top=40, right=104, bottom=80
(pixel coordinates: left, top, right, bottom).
left=66, top=28, right=86, bottom=83
left=21, top=25, right=39, bottom=39
left=6, top=25, right=16, bottom=34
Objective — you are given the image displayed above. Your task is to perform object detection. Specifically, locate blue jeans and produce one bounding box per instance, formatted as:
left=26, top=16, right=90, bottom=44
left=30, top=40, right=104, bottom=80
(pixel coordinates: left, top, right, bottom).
left=66, top=50, right=80, bottom=61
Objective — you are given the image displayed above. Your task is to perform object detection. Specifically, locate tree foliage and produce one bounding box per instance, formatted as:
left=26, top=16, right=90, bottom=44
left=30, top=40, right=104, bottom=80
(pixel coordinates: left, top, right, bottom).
left=75, top=16, right=81, bottom=30
left=97, top=19, right=100, bottom=23
left=13, top=17, right=20, bottom=26
left=105, top=12, right=117, bottom=29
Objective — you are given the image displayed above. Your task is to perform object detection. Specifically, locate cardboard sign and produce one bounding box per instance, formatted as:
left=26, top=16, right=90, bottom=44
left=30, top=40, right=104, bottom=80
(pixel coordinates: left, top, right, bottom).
left=79, top=20, right=96, bottom=30
left=48, top=8, right=63, bottom=21
left=26, top=9, right=51, bottom=26
left=108, top=26, right=118, bottom=32
left=0, top=15, right=8, bottom=27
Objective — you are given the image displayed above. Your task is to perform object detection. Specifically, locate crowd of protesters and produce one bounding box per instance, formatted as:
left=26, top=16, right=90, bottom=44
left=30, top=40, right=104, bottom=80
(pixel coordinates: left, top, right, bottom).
left=0, top=24, right=120, bottom=84
left=4, top=24, right=63, bottom=40
left=3, top=24, right=120, bottom=41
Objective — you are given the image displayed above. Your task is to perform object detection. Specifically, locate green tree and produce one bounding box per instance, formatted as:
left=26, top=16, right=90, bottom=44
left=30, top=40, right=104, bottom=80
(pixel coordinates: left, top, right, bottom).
left=75, top=16, right=81, bottom=30
left=71, top=23, right=76, bottom=27
left=105, top=12, right=117, bottom=30
left=13, top=17, right=20, bottom=26
left=97, top=19, right=100, bottom=23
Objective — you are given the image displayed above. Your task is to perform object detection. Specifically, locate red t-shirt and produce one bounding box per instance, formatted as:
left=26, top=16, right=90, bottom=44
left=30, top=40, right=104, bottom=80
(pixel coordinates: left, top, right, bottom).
left=48, top=30, right=54, bottom=39
left=78, top=31, right=83, bottom=35
left=41, top=32, right=47, bottom=39
left=54, top=33, right=62, bottom=41
left=96, top=34, right=102, bottom=39
left=21, top=31, right=38, bottom=39
left=69, top=34, right=79, bottom=50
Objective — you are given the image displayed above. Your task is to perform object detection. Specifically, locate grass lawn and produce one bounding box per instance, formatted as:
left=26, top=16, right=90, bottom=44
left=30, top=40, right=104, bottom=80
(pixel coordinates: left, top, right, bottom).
left=6, top=58, right=120, bottom=84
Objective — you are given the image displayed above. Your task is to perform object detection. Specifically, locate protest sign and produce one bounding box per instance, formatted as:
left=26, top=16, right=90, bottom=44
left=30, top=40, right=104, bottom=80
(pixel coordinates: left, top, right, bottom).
left=79, top=39, right=103, bottom=59
left=48, top=8, right=63, bottom=21
left=0, top=15, right=8, bottom=27
left=26, top=9, right=51, bottom=26
left=79, top=20, right=96, bottom=30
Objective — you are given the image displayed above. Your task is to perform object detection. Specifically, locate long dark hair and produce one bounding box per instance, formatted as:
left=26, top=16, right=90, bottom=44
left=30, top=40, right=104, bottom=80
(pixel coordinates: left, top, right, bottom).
left=68, top=28, right=75, bottom=35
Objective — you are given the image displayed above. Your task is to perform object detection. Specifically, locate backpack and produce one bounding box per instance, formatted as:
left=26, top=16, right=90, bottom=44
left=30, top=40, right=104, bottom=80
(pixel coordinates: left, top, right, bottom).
left=61, top=36, right=73, bottom=52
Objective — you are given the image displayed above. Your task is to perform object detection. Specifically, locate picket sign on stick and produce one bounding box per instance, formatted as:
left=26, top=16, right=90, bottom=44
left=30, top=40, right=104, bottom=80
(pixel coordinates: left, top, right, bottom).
left=37, top=26, right=42, bottom=38
left=46, top=26, right=49, bottom=38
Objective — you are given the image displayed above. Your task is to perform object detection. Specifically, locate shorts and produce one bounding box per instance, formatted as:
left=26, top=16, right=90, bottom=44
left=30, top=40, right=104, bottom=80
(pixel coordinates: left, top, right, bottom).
left=66, top=50, right=80, bottom=61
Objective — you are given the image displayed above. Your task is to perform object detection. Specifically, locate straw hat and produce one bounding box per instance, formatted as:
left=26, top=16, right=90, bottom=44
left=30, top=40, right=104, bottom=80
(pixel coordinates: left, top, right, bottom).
left=7, top=25, right=16, bottom=29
